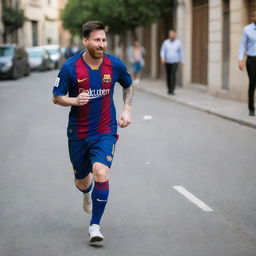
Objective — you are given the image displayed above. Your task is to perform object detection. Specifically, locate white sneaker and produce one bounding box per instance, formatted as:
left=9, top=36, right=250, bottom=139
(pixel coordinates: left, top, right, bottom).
left=83, top=192, right=92, bottom=213
left=133, top=78, right=139, bottom=84
left=88, top=224, right=104, bottom=243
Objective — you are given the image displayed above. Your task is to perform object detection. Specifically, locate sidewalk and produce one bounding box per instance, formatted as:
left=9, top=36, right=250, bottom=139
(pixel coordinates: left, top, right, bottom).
left=135, top=79, right=256, bottom=129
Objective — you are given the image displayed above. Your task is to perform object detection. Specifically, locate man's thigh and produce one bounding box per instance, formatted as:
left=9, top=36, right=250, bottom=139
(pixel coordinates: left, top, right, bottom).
left=68, top=139, right=91, bottom=179
left=89, top=135, right=117, bottom=169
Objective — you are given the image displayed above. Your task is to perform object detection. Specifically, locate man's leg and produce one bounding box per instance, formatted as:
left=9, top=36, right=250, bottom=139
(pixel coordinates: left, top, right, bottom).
left=170, top=63, right=178, bottom=94
left=246, top=57, right=256, bottom=114
left=75, top=173, right=93, bottom=213
left=165, top=63, right=171, bottom=93
left=68, top=139, right=93, bottom=213
left=91, top=162, right=109, bottom=226
left=88, top=162, right=109, bottom=243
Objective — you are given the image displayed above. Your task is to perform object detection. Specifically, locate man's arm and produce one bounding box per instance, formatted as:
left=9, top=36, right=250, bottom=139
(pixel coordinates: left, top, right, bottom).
left=118, top=86, right=133, bottom=128
left=160, top=41, right=166, bottom=64
left=238, top=29, right=247, bottom=71
left=52, top=92, right=89, bottom=107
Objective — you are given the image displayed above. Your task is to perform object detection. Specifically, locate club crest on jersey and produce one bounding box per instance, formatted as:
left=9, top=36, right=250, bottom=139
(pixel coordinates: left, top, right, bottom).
left=103, top=74, right=111, bottom=83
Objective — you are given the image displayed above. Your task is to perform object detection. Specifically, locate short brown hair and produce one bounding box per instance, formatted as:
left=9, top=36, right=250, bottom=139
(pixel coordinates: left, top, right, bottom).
left=82, top=21, right=105, bottom=38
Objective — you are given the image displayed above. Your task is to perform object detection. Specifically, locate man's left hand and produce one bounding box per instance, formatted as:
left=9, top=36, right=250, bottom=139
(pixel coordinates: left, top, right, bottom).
left=118, top=110, right=132, bottom=128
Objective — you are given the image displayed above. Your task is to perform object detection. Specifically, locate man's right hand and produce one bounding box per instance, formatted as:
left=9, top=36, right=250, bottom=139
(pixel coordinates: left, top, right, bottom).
left=238, top=60, right=245, bottom=71
left=75, top=92, right=89, bottom=106
left=161, top=58, right=166, bottom=64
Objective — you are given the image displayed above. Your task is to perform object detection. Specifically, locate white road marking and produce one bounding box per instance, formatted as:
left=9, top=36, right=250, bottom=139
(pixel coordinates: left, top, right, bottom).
left=173, top=185, right=213, bottom=212
left=143, top=115, right=153, bottom=120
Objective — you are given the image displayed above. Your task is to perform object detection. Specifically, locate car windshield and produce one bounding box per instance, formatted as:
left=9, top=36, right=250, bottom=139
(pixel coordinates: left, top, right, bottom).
left=47, top=49, right=59, bottom=54
left=0, top=47, right=14, bottom=57
left=27, top=50, right=43, bottom=58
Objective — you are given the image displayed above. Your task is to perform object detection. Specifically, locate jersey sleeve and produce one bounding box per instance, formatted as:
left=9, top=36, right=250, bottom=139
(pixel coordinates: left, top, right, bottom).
left=52, top=64, right=72, bottom=96
left=117, top=60, right=132, bottom=88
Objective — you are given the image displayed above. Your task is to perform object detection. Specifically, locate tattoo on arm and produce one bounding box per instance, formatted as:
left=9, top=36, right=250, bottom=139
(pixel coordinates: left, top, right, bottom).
left=122, top=86, right=133, bottom=107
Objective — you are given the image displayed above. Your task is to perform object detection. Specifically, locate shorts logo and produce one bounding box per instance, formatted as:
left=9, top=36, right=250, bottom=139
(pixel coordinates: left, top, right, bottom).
left=106, top=155, right=113, bottom=162
left=103, top=74, right=111, bottom=83
left=54, top=77, right=60, bottom=87
left=77, top=77, right=87, bottom=83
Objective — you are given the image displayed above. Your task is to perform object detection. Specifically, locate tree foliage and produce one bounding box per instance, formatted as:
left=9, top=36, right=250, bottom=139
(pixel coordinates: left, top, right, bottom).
left=2, top=7, right=26, bottom=31
left=61, top=0, right=174, bottom=35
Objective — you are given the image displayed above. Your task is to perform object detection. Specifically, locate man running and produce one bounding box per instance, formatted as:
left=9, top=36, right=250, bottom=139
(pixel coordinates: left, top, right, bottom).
left=52, top=21, right=133, bottom=243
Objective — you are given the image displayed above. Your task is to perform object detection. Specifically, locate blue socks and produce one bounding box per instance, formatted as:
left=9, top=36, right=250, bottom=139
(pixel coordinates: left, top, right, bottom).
left=90, top=180, right=109, bottom=226
left=76, top=182, right=93, bottom=193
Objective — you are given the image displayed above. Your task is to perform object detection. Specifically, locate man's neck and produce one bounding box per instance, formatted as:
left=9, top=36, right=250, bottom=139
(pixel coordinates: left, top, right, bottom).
left=83, top=52, right=103, bottom=69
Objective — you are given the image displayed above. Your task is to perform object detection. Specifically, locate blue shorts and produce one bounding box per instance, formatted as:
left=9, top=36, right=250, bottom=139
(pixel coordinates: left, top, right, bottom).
left=132, top=61, right=142, bottom=74
left=68, top=135, right=118, bottom=179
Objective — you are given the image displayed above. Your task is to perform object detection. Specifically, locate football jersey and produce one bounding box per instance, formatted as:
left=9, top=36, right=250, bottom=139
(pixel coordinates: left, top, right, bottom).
left=53, top=52, right=132, bottom=140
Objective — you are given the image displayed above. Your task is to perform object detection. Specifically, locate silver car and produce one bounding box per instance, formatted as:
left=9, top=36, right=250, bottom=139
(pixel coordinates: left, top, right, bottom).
left=0, top=44, right=30, bottom=79
left=26, top=47, right=54, bottom=71
left=42, top=45, right=61, bottom=69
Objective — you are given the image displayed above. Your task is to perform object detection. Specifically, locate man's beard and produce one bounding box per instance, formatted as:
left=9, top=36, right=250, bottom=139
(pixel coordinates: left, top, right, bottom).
left=87, top=46, right=105, bottom=59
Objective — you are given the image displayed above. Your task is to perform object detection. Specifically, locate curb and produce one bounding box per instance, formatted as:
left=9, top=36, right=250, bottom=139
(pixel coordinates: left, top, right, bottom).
left=134, top=85, right=256, bottom=130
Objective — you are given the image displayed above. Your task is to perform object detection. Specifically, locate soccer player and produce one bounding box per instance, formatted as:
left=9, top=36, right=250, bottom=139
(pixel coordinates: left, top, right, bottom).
left=52, top=21, right=133, bottom=243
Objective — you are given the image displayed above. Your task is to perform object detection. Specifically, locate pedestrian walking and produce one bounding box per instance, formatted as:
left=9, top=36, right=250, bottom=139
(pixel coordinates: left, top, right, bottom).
left=160, top=30, right=184, bottom=95
left=127, top=40, right=145, bottom=84
left=239, top=10, right=256, bottom=116
left=64, top=44, right=80, bottom=59
left=52, top=21, right=133, bottom=244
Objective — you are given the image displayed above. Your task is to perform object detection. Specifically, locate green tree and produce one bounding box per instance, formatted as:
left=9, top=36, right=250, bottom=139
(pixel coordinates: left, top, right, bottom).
left=61, top=0, right=174, bottom=36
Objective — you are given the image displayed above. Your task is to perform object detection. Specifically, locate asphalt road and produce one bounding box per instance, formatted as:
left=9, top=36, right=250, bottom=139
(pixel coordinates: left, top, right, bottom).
left=0, top=70, right=256, bottom=256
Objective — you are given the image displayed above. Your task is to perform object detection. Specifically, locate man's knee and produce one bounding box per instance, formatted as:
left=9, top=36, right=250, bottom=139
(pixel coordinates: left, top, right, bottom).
left=93, top=163, right=109, bottom=182
left=75, top=174, right=92, bottom=191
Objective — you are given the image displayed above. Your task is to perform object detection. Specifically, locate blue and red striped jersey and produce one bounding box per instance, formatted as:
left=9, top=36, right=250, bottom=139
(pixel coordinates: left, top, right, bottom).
left=53, top=52, right=132, bottom=140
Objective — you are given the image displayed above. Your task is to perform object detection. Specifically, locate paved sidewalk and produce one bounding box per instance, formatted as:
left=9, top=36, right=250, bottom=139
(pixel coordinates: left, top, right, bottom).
left=134, top=79, right=256, bottom=129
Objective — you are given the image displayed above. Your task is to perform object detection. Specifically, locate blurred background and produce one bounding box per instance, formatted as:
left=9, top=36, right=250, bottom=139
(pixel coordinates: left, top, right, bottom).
left=0, top=0, right=256, bottom=102
left=1, top=1, right=256, bottom=256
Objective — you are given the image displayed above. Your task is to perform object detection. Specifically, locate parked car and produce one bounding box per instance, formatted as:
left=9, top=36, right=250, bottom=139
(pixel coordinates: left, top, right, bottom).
left=0, top=44, right=30, bottom=79
left=26, top=47, right=55, bottom=71
left=42, top=44, right=61, bottom=69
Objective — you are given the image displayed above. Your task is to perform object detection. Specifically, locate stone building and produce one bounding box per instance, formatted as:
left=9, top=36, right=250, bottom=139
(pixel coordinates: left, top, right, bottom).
left=1, top=0, right=71, bottom=47
left=129, top=0, right=256, bottom=103
left=175, top=0, right=256, bottom=102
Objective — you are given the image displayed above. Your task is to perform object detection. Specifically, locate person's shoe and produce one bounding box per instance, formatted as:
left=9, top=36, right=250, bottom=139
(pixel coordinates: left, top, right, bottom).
left=88, top=224, right=104, bottom=243
left=83, top=192, right=92, bottom=213
left=249, top=111, right=255, bottom=116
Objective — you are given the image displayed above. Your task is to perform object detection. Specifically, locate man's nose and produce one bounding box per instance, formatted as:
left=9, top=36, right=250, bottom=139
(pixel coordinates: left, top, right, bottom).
left=99, top=40, right=105, bottom=47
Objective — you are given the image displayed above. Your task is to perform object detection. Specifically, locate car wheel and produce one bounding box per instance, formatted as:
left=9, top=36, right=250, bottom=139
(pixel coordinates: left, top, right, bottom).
left=12, top=66, right=19, bottom=79
left=24, top=64, right=30, bottom=76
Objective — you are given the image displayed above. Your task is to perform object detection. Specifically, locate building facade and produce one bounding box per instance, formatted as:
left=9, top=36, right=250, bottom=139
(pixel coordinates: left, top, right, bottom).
left=175, top=0, right=256, bottom=102
left=1, top=0, right=71, bottom=47
left=20, top=0, right=59, bottom=46
left=126, top=0, right=255, bottom=103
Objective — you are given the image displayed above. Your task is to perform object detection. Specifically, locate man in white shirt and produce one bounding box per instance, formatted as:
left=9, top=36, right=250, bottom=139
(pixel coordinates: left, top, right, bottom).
left=160, top=30, right=184, bottom=95
left=239, top=10, right=256, bottom=116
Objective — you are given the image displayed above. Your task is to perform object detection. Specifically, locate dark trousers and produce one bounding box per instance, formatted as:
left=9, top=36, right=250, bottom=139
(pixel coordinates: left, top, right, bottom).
left=165, top=63, right=178, bottom=93
left=246, top=56, right=256, bottom=112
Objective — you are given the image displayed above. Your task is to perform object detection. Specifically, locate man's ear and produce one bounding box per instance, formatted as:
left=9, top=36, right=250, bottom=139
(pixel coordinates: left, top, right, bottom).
left=82, top=37, right=88, bottom=47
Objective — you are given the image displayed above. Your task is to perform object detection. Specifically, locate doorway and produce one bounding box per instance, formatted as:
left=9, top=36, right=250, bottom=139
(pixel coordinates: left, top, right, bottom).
left=192, top=0, right=209, bottom=85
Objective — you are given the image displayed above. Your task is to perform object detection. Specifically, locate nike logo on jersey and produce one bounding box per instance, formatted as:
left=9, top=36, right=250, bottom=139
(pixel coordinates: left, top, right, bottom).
left=77, top=77, right=87, bottom=83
